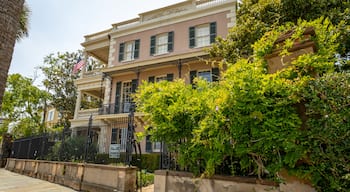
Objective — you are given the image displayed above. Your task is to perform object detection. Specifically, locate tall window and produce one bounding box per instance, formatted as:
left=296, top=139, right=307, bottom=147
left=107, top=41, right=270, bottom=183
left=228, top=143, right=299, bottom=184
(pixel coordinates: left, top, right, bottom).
left=197, top=70, right=212, bottom=82
left=189, top=22, right=216, bottom=48
left=111, top=128, right=127, bottom=152
left=150, top=31, right=174, bottom=55
left=122, top=81, right=132, bottom=113
left=47, top=109, right=55, bottom=121
left=190, top=68, right=220, bottom=85
left=119, top=39, right=140, bottom=62
left=114, top=79, right=138, bottom=113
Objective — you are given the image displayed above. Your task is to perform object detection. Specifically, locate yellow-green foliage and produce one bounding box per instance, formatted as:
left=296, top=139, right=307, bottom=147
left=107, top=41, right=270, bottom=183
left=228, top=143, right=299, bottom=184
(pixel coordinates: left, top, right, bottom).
left=134, top=18, right=349, bottom=191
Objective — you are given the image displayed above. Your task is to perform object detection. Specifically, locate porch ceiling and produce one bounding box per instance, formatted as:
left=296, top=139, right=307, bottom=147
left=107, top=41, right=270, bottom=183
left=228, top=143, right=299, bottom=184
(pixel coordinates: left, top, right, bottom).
left=87, top=46, right=109, bottom=64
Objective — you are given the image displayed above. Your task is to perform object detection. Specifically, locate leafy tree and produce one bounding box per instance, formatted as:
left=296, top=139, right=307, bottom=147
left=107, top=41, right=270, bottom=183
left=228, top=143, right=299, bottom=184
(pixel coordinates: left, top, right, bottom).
left=40, top=51, right=102, bottom=126
left=1, top=74, right=50, bottom=137
left=210, top=0, right=350, bottom=63
left=136, top=19, right=350, bottom=191
left=40, top=51, right=82, bottom=126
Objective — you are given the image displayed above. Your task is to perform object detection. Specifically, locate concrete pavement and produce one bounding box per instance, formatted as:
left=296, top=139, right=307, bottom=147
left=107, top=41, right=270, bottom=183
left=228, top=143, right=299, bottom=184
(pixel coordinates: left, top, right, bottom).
left=0, top=169, right=77, bottom=192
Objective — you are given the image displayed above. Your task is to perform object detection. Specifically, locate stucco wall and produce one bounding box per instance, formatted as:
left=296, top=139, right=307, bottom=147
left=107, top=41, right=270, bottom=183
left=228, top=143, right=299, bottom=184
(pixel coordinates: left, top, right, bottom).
left=5, top=158, right=137, bottom=192
left=155, top=170, right=316, bottom=192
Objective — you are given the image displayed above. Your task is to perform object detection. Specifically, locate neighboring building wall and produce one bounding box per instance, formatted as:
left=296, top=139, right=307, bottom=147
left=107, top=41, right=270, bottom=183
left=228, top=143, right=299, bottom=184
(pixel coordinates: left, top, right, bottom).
left=44, top=107, right=60, bottom=128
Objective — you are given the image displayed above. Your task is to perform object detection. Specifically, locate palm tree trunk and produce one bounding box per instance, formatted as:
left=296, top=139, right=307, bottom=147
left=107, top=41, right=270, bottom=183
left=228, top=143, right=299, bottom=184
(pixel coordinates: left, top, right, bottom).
left=0, top=0, right=25, bottom=111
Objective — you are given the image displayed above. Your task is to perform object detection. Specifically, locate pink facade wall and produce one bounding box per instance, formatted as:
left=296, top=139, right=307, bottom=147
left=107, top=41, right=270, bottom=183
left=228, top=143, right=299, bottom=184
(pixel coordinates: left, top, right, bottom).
left=111, top=11, right=230, bottom=66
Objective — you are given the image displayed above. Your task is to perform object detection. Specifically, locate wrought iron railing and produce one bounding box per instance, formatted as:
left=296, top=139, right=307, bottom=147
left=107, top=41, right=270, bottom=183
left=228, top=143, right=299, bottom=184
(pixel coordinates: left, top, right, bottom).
left=98, top=102, right=133, bottom=115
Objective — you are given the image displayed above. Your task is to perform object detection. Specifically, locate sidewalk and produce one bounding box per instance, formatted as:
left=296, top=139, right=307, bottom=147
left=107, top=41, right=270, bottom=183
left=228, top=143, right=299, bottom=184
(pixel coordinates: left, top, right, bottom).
left=0, top=169, right=77, bottom=192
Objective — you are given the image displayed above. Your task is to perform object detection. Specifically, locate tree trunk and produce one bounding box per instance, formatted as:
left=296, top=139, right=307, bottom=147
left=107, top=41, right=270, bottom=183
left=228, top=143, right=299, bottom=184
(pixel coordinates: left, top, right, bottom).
left=0, top=0, right=25, bottom=111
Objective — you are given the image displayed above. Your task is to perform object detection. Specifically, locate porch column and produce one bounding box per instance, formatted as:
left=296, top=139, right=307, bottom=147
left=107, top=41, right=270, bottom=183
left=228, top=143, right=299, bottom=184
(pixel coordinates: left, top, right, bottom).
left=98, top=125, right=108, bottom=153
left=74, top=90, right=82, bottom=120
left=103, top=76, right=112, bottom=105
left=81, top=51, right=88, bottom=78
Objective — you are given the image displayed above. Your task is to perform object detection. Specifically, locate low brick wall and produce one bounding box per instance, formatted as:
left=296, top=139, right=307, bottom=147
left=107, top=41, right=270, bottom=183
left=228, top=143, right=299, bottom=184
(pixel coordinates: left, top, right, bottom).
left=155, top=170, right=316, bottom=192
left=5, top=158, right=136, bottom=192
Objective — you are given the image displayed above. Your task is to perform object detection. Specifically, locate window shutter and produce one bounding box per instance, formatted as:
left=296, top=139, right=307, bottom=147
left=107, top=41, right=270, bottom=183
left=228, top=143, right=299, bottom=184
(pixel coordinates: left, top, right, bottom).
left=166, top=73, right=174, bottom=81
left=212, top=67, right=219, bottom=82
left=168, top=31, right=174, bottom=52
left=150, top=36, right=156, bottom=55
left=114, top=82, right=122, bottom=113
left=118, top=43, right=124, bottom=62
left=190, top=70, right=197, bottom=84
left=145, top=135, right=153, bottom=152
left=134, top=39, right=140, bottom=59
left=131, top=79, right=138, bottom=93
left=189, top=26, right=195, bottom=48
left=210, top=22, right=217, bottom=43
left=148, top=76, right=155, bottom=83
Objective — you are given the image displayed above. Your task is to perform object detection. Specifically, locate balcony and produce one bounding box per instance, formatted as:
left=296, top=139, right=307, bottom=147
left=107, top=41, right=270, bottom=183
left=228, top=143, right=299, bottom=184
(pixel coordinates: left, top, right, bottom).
left=98, top=102, right=134, bottom=115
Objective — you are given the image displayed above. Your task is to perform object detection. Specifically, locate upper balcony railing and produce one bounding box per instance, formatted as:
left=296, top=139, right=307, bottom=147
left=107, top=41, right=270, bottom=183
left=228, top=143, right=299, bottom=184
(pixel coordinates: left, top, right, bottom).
left=98, top=102, right=134, bottom=115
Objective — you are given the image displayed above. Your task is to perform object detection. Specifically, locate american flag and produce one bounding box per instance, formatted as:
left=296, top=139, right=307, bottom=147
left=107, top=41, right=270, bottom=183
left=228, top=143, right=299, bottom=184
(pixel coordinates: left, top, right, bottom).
left=72, top=57, right=85, bottom=74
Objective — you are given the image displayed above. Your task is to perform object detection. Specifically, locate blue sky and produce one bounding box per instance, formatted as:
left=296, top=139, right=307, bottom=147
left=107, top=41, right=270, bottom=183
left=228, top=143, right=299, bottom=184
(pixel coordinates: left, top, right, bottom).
left=10, top=0, right=183, bottom=87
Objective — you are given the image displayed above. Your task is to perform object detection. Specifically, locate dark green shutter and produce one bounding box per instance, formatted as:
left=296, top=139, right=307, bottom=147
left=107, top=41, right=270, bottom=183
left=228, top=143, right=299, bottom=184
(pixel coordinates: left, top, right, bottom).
left=212, top=67, right=219, bottom=82
left=189, top=26, right=195, bottom=48
left=148, top=76, right=155, bottom=83
left=150, top=36, right=156, bottom=55
left=166, top=73, right=174, bottom=81
left=210, top=22, right=217, bottom=43
left=145, top=135, right=152, bottom=152
left=190, top=70, right=197, bottom=84
left=114, top=82, right=122, bottom=113
left=168, top=31, right=174, bottom=52
left=131, top=79, right=138, bottom=93
left=134, top=39, right=140, bottom=59
left=118, top=43, right=124, bottom=62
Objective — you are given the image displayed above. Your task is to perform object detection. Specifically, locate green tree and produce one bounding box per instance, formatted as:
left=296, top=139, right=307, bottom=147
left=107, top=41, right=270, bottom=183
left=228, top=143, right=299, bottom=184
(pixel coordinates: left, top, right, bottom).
left=1, top=74, right=50, bottom=137
left=40, top=51, right=82, bottom=126
left=0, top=0, right=25, bottom=111
left=40, top=51, right=101, bottom=125
left=136, top=19, right=350, bottom=191
left=209, top=0, right=350, bottom=63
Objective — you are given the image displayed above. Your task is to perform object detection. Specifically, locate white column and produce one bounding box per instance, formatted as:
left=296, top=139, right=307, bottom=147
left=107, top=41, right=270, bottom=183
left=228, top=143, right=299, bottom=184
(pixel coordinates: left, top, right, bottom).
left=81, top=51, right=88, bottom=78
left=99, top=125, right=107, bottom=153
left=74, top=90, right=82, bottom=120
left=103, top=76, right=112, bottom=105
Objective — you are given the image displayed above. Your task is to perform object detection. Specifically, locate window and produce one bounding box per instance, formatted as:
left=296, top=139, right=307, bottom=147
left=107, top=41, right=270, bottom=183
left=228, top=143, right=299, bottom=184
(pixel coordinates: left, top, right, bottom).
left=114, top=79, right=138, bottom=113
left=153, top=142, right=161, bottom=152
left=111, top=128, right=118, bottom=144
left=189, top=22, right=216, bottom=48
left=47, top=109, right=55, bottom=121
left=198, top=70, right=212, bottom=82
left=190, top=67, right=220, bottom=84
left=111, top=128, right=127, bottom=152
left=118, top=39, right=140, bottom=62
left=150, top=32, right=174, bottom=55
left=156, top=75, right=167, bottom=82
left=148, top=74, right=174, bottom=83
left=122, top=81, right=132, bottom=113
